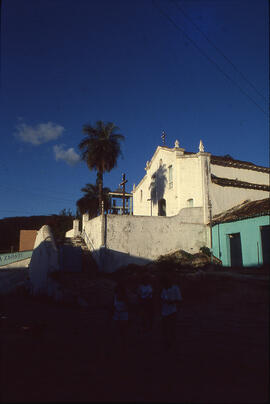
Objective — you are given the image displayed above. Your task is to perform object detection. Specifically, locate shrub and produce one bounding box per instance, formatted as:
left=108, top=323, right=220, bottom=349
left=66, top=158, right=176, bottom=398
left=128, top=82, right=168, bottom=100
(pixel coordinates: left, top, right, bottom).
left=200, top=246, right=211, bottom=257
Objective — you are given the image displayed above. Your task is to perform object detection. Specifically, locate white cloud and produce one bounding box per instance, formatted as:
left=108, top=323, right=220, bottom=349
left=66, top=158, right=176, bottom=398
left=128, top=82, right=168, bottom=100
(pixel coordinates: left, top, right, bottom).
left=53, top=145, right=80, bottom=166
left=15, top=121, right=64, bottom=145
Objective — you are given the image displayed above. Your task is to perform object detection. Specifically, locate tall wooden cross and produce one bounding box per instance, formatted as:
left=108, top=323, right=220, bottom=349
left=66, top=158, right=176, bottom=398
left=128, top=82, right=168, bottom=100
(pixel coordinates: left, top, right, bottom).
left=119, top=173, right=128, bottom=214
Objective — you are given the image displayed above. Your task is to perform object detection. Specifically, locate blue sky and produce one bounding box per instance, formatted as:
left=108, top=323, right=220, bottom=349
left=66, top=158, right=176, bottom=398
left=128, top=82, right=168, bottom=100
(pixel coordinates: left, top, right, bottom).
left=0, top=0, right=269, bottom=219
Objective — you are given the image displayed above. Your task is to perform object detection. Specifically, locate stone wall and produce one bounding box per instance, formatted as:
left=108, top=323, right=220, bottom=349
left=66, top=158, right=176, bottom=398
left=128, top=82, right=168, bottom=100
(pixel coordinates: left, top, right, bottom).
left=83, top=207, right=208, bottom=272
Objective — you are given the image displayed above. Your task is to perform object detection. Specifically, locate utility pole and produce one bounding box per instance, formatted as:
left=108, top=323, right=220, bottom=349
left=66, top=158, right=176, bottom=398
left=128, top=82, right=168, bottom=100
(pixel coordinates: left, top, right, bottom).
left=147, top=197, right=152, bottom=216
left=119, top=173, right=128, bottom=215
left=209, top=199, right=213, bottom=263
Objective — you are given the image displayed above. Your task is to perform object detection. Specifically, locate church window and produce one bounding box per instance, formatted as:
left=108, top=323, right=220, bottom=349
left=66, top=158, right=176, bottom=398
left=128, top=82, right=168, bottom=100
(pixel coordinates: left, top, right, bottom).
left=140, top=190, right=143, bottom=202
left=168, top=165, right=173, bottom=189
left=187, top=198, right=194, bottom=207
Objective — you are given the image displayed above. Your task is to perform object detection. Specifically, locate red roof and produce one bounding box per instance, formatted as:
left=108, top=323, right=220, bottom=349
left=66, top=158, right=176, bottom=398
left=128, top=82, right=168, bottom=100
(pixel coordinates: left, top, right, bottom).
left=212, top=198, right=270, bottom=225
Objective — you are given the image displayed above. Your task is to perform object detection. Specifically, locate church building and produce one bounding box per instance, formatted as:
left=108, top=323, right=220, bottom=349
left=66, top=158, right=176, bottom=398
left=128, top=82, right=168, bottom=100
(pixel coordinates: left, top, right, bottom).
left=132, top=140, right=269, bottom=224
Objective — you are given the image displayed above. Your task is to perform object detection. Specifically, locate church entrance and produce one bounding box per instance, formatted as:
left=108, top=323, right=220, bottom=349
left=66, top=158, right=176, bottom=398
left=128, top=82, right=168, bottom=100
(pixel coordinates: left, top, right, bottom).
left=158, top=198, right=166, bottom=216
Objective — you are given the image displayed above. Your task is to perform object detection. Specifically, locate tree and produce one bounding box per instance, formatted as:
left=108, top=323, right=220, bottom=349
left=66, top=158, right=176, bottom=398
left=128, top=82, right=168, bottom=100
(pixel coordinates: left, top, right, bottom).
left=79, top=121, right=125, bottom=213
left=76, top=181, right=111, bottom=218
left=59, top=208, right=74, bottom=217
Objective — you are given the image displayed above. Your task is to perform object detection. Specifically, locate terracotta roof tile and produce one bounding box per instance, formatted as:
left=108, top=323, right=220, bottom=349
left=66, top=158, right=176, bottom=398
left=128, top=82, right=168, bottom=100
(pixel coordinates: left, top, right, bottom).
left=211, top=174, right=270, bottom=191
left=212, top=198, right=270, bottom=225
left=210, top=155, right=269, bottom=173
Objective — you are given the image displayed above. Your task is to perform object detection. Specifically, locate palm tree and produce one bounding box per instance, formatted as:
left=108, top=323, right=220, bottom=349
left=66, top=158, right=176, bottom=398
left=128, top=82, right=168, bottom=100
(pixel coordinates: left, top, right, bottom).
left=76, top=182, right=111, bottom=218
left=79, top=121, right=125, bottom=213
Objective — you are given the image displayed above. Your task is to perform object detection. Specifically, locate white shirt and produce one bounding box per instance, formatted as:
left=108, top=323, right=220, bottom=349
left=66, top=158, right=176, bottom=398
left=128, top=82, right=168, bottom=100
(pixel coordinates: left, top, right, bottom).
left=161, top=285, right=182, bottom=317
left=138, top=284, right=153, bottom=300
left=113, top=295, right=128, bottom=320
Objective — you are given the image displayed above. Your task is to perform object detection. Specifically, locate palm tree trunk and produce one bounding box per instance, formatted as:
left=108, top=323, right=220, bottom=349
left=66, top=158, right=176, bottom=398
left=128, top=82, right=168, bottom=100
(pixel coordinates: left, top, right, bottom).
left=98, top=170, right=103, bottom=214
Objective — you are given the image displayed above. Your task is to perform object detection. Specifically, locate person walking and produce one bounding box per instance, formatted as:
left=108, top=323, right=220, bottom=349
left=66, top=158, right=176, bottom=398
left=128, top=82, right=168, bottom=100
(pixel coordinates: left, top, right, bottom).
left=137, top=275, right=154, bottom=334
left=160, top=273, right=182, bottom=350
left=112, top=281, right=129, bottom=353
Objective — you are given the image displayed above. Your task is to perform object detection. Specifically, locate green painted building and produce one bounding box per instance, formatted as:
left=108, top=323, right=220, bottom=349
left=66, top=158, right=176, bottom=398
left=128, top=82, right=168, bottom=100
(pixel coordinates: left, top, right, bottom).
left=212, top=198, right=270, bottom=267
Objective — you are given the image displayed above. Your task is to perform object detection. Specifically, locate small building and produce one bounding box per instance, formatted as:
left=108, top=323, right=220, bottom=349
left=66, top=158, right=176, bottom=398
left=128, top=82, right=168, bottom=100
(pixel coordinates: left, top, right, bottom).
left=19, top=230, right=38, bottom=251
left=211, top=198, right=270, bottom=267
left=132, top=140, right=269, bottom=223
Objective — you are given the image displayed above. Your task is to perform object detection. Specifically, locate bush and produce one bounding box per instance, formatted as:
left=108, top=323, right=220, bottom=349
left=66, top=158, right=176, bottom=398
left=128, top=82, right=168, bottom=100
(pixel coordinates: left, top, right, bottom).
left=200, top=246, right=211, bottom=257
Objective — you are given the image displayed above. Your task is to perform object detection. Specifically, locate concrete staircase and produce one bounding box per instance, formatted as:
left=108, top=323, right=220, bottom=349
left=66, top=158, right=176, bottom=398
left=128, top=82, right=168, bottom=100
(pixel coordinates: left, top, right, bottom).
left=61, top=236, right=99, bottom=275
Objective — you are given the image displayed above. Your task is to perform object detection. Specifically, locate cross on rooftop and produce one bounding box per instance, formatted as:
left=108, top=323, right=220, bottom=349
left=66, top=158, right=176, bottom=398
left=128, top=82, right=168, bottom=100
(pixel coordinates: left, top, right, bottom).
left=161, top=131, right=166, bottom=145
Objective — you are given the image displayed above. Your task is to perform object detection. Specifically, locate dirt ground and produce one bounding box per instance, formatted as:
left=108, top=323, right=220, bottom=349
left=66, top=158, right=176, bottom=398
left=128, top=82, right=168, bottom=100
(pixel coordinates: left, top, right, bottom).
left=0, top=275, right=269, bottom=403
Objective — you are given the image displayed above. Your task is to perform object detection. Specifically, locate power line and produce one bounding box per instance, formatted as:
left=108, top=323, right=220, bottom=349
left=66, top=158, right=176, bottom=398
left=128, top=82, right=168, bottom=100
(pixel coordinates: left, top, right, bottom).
left=171, top=0, right=268, bottom=103
left=152, top=0, right=268, bottom=116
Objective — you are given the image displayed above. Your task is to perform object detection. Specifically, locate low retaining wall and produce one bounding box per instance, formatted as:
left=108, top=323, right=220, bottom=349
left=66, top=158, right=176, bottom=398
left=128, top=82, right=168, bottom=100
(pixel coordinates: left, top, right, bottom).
left=0, top=250, right=33, bottom=267
left=83, top=207, right=209, bottom=272
left=29, top=225, right=61, bottom=299
left=0, top=258, right=31, bottom=269
left=65, top=219, right=80, bottom=238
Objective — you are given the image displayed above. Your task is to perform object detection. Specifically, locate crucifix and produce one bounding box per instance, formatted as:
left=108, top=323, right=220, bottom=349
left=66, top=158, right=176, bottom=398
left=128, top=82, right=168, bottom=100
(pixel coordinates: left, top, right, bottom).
left=161, top=130, right=166, bottom=145
left=119, top=173, right=128, bottom=215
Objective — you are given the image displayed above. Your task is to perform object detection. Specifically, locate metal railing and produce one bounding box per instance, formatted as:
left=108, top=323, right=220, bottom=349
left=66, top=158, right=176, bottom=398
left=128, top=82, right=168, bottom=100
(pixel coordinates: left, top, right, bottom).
left=81, top=229, right=100, bottom=262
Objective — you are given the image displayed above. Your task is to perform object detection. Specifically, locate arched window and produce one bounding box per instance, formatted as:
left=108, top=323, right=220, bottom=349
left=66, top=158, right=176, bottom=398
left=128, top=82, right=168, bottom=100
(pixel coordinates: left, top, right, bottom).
left=187, top=198, right=194, bottom=207
left=140, top=190, right=143, bottom=202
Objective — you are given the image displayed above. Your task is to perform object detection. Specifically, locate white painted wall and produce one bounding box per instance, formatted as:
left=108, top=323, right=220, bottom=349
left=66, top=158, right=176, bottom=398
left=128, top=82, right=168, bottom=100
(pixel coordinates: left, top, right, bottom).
left=211, top=164, right=269, bottom=185
left=83, top=207, right=208, bottom=272
left=65, top=219, right=80, bottom=238
left=132, top=144, right=269, bottom=221
left=82, top=213, right=89, bottom=231
left=83, top=215, right=103, bottom=250
left=133, top=146, right=208, bottom=217
left=65, top=228, right=74, bottom=238
left=177, top=155, right=204, bottom=211
left=29, top=225, right=61, bottom=298
left=209, top=182, right=269, bottom=216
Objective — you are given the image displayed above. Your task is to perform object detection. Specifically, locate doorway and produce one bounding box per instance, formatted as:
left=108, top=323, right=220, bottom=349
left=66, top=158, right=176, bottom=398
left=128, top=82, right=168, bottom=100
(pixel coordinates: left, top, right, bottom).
left=229, top=233, right=243, bottom=267
left=158, top=198, right=166, bottom=216
left=260, top=225, right=270, bottom=265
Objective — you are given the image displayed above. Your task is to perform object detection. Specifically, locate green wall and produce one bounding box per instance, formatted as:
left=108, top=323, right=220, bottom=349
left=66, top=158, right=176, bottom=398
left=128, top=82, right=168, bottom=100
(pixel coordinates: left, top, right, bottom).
left=0, top=250, right=33, bottom=267
left=212, top=215, right=270, bottom=267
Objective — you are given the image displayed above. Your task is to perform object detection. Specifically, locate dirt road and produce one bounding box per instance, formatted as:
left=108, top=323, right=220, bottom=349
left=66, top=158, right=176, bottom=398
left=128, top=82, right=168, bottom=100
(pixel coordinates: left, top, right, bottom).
left=0, top=275, right=269, bottom=403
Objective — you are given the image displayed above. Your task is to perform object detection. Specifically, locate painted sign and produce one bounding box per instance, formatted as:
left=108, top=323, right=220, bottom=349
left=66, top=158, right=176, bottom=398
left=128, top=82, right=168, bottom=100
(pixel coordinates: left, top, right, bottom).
left=0, top=250, right=33, bottom=267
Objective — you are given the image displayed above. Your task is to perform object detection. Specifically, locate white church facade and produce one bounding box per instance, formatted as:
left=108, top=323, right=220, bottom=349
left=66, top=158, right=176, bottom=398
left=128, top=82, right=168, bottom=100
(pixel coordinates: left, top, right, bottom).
left=64, top=140, right=269, bottom=272
left=132, top=140, right=270, bottom=224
